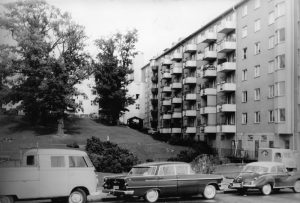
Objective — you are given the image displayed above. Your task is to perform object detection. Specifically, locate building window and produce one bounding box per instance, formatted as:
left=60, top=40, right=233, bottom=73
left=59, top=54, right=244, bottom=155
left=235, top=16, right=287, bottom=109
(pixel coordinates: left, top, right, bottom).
left=268, top=85, right=274, bottom=98
left=268, top=60, right=274, bottom=73
left=275, top=108, right=286, bottom=122
left=242, top=69, right=247, bottom=81
left=254, top=42, right=261, bottom=55
left=275, top=81, right=285, bottom=96
left=254, top=19, right=261, bottom=32
left=275, top=2, right=285, bottom=18
left=242, top=91, right=248, bottom=103
left=254, top=65, right=260, bottom=77
left=254, top=88, right=260, bottom=101
left=242, top=113, right=248, bottom=124
left=242, top=26, right=248, bottom=38
left=269, top=110, right=275, bottom=122
left=136, top=104, right=140, bottom=109
left=242, top=5, right=248, bottom=17
left=275, top=28, right=285, bottom=44
left=275, top=54, right=285, bottom=69
left=268, top=36, right=274, bottom=49
left=254, top=111, right=261, bottom=123
left=254, top=0, right=260, bottom=9
left=269, top=141, right=274, bottom=148
left=268, top=11, right=275, bottom=25
left=243, top=47, right=247, bottom=59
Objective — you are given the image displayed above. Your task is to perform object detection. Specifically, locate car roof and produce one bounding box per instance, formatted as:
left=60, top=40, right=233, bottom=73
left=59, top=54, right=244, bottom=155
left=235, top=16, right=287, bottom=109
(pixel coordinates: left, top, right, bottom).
left=24, top=148, right=87, bottom=156
left=246, top=161, right=285, bottom=167
left=135, top=161, right=188, bottom=167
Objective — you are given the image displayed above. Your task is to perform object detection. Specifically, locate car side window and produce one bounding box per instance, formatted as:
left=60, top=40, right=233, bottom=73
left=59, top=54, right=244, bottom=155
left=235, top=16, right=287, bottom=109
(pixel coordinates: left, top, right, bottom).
left=277, top=165, right=286, bottom=173
left=270, top=166, right=276, bottom=173
left=69, top=156, right=87, bottom=168
left=51, top=156, right=65, bottom=167
left=176, top=165, right=189, bottom=175
left=158, top=165, right=175, bottom=176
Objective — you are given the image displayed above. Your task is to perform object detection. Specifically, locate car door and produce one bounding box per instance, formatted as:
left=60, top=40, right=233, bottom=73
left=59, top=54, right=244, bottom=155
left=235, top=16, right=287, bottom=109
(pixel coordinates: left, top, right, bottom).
left=176, top=164, right=198, bottom=196
left=274, top=165, right=292, bottom=187
left=157, top=165, right=178, bottom=196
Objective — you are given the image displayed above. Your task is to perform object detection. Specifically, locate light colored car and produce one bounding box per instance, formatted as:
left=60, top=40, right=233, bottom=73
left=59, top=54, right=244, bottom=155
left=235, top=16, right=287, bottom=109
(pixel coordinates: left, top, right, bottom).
left=0, top=148, right=99, bottom=203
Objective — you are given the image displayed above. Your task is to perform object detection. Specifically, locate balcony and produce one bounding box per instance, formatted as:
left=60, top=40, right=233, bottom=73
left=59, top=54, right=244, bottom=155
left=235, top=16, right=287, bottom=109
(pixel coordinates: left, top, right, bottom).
left=185, top=93, right=197, bottom=100
left=171, top=53, right=182, bottom=61
left=171, top=128, right=182, bottom=134
left=184, top=44, right=197, bottom=53
left=217, top=125, right=236, bottom=133
left=162, top=114, right=172, bottom=120
left=151, top=75, right=158, bottom=83
left=200, top=106, right=216, bottom=114
left=183, top=77, right=197, bottom=84
left=201, top=126, right=217, bottom=133
left=162, top=58, right=172, bottom=65
left=151, top=98, right=158, bottom=105
left=185, top=60, right=197, bottom=69
left=151, top=87, right=158, bottom=94
left=171, top=82, right=182, bottom=89
left=217, top=41, right=236, bottom=53
left=217, top=104, right=236, bottom=112
left=151, top=109, right=158, bottom=117
left=198, top=32, right=217, bottom=43
left=162, top=99, right=171, bottom=106
left=203, top=50, right=217, bottom=61
left=217, top=20, right=236, bottom=34
left=200, top=88, right=217, bottom=96
left=184, top=110, right=197, bottom=117
left=172, top=97, right=182, bottom=104
left=217, top=83, right=236, bottom=92
left=162, top=86, right=172, bottom=92
left=162, top=72, right=172, bottom=79
left=160, top=128, right=171, bottom=134
left=151, top=65, right=158, bottom=72
left=172, top=112, right=182, bottom=118
left=202, top=69, right=217, bottom=78
left=171, top=67, right=182, bottom=74
left=217, top=62, right=236, bottom=72
left=186, top=127, right=197, bottom=134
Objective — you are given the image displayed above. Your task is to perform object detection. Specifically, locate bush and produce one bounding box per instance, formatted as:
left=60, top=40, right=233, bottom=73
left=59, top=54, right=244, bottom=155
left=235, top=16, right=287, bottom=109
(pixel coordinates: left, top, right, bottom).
left=190, top=154, right=221, bottom=174
left=85, top=136, right=139, bottom=173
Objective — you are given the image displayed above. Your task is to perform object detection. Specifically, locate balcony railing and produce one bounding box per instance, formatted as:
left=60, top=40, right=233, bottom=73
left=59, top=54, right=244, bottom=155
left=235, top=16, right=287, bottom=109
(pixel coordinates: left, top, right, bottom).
left=171, top=67, right=182, bottom=74
left=185, top=127, right=197, bottom=134
left=162, top=114, right=172, bottom=120
left=162, top=58, right=172, bottom=65
left=171, top=128, right=182, bottom=134
left=217, top=104, right=236, bottom=112
left=217, top=62, right=236, bottom=72
left=217, top=124, right=236, bottom=133
left=217, top=41, right=236, bottom=53
left=162, top=86, right=172, bottom=92
left=217, top=82, right=236, bottom=92
left=172, top=112, right=182, bottom=118
left=184, top=44, right=197, bottom=53
left=200, top=106, right=216, bottom=114
left=184, top=60, right=197, bottom=69
left=162, top=72, right=172, bottom=79
left=172, top=97, right=182, bottom=104
left=203, top=50, right=217, bottom=61
left=198, top=32, right=217, bottom=43
left=202, top=69, right=217, bottom=78
left=183, top=77, right=197, bottom=84
left=160, top=128, right=171, bottom=134
left=171, top=82, right=182, bottom=89
left=217, top=20, right=236, bottom=33
left=200, top=88, right=217, bottom=96
left=184, top=110, right=197, bottom=117
left=200, top=125, right=217, bottom=133
left=171, top=53, right=183, bottom=61
left=162, top=99, right=171, bottom=106
left=185, top=93, right=197, bottom=100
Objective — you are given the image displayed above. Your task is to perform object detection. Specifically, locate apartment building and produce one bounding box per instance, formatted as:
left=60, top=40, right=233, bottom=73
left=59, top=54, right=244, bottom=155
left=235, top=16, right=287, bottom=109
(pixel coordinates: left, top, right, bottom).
left=143, top=0, right=300, bottom=159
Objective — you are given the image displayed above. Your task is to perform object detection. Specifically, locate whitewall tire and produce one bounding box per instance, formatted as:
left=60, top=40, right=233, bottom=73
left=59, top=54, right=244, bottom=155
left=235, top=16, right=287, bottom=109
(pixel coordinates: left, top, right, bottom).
left=68, top=188, right=87, bottom=203
left=203, top=185, right=216, bottom=199
left=261, top=184, right=272, bottom=195
left=293, top=180, right=300, bottom=193
left=145, top=189, right=159, bottom=203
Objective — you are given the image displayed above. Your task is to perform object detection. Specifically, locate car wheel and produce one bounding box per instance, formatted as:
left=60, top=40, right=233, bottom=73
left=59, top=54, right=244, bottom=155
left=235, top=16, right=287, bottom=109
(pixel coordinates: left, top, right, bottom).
left=203, top=185, right=216, bottom=199
left=293, top=180, right=300, bottom=193
left=0, top=196, right=14, bottom=203
left=261, top=183, right=272, bottom=195
left=68, top=188, right=87, bottom=203
left=145, top=189, right=159, bottom=203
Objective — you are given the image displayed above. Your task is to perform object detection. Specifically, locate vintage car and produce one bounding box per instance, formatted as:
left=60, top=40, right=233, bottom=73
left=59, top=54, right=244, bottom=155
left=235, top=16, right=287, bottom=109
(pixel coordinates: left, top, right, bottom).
left=102, top=161, right=223, bottom=202
left=229, top=161, right=300, bottom=195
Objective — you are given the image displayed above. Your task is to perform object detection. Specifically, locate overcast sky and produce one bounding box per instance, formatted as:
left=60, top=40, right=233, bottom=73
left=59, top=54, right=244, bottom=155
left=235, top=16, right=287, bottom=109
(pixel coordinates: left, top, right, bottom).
left=1, top=0, right=241, bottom=64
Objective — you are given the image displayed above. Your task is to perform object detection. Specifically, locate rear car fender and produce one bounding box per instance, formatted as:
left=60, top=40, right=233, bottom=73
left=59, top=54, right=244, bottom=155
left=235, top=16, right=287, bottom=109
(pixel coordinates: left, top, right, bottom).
left=255, top=176, right=274, bottom=187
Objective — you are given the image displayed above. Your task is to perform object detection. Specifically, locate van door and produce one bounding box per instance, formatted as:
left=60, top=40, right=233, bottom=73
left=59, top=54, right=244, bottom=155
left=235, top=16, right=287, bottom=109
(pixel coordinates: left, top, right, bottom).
left=39, top=155, right=68, bottom=197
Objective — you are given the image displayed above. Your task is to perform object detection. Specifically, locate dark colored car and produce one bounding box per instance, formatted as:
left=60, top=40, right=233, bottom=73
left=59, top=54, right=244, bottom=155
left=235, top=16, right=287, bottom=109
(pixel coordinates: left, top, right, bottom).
left=229, top=161, right=300, bottom=195
left=102, top=161, right=223, bottom=202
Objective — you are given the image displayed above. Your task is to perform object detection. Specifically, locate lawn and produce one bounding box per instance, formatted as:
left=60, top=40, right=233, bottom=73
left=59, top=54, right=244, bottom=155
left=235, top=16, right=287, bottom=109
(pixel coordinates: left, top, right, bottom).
left=0, top=115, right=188, bottom=162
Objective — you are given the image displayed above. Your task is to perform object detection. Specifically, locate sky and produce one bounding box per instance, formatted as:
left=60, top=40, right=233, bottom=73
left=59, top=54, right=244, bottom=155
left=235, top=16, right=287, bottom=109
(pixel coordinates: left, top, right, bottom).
left=1, top=0, right=241, bottom=65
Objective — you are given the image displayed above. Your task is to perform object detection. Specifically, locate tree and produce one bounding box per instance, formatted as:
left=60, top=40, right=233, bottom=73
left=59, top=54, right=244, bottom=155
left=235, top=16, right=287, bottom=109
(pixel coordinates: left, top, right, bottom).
left=0, top=0, right=92, bottom=135
left=94, top=30, right=138, bottom=125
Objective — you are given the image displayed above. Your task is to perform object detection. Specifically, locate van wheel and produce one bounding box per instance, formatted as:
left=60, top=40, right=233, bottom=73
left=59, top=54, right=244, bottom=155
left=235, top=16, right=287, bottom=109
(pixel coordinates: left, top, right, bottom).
left=0, top=196, right=14, bottom=203
left=203, top=185, right=216, bottom=199
left=261, top=184, right=272, bottom=195
left=145, top=189, right=159, bottom=202
left=69, top=188, right=87, bottom=203
left=293, top=180, right=300, bottom=193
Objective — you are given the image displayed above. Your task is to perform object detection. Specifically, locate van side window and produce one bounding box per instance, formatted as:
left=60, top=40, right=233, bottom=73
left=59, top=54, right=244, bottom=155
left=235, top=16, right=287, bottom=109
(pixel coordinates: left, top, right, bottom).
left=270, top=166, right=276, bottom=173
left=51, top=156, right=65, bottom=167
left=27, top=155, right=35, bottom=166
left=69, top=156, right=87, bottom=168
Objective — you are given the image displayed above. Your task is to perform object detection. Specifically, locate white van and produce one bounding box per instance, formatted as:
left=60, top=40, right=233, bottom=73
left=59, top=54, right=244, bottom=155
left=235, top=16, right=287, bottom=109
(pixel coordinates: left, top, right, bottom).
left=0, top=148, right=99, bottom=203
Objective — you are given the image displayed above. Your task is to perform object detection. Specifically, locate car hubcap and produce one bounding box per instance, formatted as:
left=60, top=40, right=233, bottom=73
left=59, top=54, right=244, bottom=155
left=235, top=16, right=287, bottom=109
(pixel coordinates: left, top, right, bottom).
left=146, top=190, right=158, bottom=202
left=294, top=181, right=300, bottom=192
left=204, top=185, right=216, bottom=199
left=70, top=192, right=83, bottom=203
left=262, top=184, right=271, bottom=195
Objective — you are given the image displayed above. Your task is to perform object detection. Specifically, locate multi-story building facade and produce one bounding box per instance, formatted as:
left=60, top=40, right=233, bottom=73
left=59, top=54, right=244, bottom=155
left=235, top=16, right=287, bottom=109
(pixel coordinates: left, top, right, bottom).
left=143, top=0, right=300, bottom=159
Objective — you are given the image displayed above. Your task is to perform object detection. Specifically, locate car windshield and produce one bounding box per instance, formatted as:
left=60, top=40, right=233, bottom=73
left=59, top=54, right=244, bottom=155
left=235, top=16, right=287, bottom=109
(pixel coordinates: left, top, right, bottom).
left=128, top=166, right=157, bottom=176
left=242, top=165, right=269, bottom=174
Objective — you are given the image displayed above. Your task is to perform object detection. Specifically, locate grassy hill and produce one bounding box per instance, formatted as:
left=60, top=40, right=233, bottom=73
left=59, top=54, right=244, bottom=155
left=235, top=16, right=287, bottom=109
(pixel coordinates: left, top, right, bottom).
left=0, top=115, right=188, bottom=162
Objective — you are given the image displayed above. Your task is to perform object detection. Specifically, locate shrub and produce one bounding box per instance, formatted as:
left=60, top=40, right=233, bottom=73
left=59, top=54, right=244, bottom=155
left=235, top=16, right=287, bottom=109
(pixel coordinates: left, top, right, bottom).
left=85, top=136, right=139, bottom=173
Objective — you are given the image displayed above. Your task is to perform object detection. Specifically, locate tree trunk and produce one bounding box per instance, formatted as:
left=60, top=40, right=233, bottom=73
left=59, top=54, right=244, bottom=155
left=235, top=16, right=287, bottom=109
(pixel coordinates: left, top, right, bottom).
left=57, top=117, right=64, bottom=136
